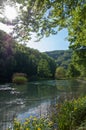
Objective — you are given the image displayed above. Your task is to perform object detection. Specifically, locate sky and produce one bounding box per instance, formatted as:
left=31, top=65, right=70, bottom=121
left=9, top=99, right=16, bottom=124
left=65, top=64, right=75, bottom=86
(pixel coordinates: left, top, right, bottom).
left=0, top=22, right=69, bottom=52
left=0, top=5, right=70, bottom=52
left=27, top=29, right=69, bottom=52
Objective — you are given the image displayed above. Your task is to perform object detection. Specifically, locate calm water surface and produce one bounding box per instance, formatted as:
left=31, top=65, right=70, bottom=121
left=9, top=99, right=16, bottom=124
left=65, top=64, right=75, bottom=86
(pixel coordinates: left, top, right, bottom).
left=0, top=79, right=86, bottom=129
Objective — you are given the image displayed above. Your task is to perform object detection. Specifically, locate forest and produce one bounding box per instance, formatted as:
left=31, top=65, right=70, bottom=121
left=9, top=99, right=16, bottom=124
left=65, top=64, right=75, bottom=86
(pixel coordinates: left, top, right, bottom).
left=45, top=50, right=72, bottom=69
left=0, top=28, right=86, bottom=83
left=46, top=48, right=86, bottom=79
left=0, top=30, right=56, bottom=83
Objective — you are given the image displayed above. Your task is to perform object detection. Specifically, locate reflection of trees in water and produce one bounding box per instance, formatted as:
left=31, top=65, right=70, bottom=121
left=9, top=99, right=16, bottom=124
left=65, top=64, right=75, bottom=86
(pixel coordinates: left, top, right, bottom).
left=16, top=82, right=58, bottom=100
left=55, top=80, right=86, bottom=98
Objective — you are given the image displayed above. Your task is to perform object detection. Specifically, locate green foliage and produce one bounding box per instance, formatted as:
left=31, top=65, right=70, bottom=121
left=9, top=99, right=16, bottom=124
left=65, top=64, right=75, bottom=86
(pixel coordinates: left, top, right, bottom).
left=67, top=63, right=80, bottom=78
left=52, top=96, right=86, bottom=130
left=68, top=4, right=86, bottom=48
left=19, top=1, right=84, bottom=46
left=46, top=50, right=72, bottom=69
left=71, top=51, right=86, bottom=77
left=55, top=67, right=66, bottom=79
left=47, top=49, right=85, bottom=78
left=37, top=59, right=52, bottom=78
left=12, top=73, right=28, bottom=84
left=0, top=0, right=86, bottom=47
left=0, top=30, right=56, bottom=83
left=0, top=30, right=16, bottom=82
left=8, top=116, right=53, bottom=130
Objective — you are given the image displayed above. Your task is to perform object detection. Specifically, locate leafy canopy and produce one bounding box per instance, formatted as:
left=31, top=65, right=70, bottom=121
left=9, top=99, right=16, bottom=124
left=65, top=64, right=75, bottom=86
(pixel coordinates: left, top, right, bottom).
left=0, top=0, right=86, bottom=47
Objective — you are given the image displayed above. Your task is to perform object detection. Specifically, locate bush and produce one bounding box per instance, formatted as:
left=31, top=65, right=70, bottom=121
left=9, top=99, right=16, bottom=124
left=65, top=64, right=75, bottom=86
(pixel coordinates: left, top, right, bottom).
left=55, top=67, right=66, bottom=79
left=12, top=73, right=28, bottom=84
left=52, top=96, right=86, bottom=130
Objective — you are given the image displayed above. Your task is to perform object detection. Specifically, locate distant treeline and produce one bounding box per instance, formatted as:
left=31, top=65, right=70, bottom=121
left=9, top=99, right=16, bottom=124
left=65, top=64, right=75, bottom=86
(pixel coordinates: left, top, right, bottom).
left=45, top=49, right=86, bottom=78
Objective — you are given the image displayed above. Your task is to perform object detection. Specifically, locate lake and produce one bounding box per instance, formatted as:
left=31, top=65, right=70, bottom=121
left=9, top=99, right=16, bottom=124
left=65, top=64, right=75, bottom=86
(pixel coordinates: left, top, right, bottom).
left=0, top=79, right=86, bottom=129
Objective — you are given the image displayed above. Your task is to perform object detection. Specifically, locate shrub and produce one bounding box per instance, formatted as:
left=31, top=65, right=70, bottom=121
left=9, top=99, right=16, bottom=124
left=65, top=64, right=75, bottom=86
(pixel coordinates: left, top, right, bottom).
left=52, top=96, right=86, bottom=130
left=12, top=73, right=28, bottom=84
left=55, top=67, right=66, bottom=79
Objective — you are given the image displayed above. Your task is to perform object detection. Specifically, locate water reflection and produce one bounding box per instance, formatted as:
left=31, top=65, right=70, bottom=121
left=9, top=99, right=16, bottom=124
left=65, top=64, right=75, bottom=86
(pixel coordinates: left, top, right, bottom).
left=0, top=80, right=86, bottom=129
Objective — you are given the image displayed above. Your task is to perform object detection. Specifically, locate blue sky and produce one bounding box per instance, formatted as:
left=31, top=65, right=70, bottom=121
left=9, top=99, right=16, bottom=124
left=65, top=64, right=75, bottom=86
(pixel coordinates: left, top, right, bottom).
left=27, top=29, right=69, bottom=52
left=0, top=23, right=69, bottom=52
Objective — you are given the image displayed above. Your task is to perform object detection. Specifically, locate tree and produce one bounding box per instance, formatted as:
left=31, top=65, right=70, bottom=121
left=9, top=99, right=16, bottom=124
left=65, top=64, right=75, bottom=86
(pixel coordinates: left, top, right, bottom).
left=42, top=53, right=56, bottom=78
left=37, top=59, right=52, bottom=78
left=67, top=63, right=80, bottom=78
left=55, top=67, right=66, bottom=79
left=0, top=0, right=86, bottom=47
left=71, top=50, right=86, bottom=77
left=0, top=30, right=16, bottom=82
left=0, top=30, right=57, bottom=82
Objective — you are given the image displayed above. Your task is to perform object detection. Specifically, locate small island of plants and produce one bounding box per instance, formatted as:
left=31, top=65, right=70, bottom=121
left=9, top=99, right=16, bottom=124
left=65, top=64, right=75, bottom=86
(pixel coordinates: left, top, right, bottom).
left=12, top=73, right=28, bottom=84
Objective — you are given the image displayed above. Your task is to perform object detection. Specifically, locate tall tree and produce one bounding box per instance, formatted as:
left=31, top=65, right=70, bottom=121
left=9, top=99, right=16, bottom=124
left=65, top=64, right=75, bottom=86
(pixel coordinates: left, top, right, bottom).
left=0, top=30, right=16, bottom=82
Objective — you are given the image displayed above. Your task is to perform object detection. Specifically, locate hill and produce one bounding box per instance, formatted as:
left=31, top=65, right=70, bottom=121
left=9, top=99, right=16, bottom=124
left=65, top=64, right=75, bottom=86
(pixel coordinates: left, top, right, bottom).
left=45, top=50, right=72, bottom=69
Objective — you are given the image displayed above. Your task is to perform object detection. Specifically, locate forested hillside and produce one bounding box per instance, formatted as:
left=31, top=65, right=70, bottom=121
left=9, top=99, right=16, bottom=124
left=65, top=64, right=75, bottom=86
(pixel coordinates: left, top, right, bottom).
left=0, top=30, right=56, bottom=83
left=45, top=50, right=72, bottom=69
left=0, top=29, right=85, bottom=82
